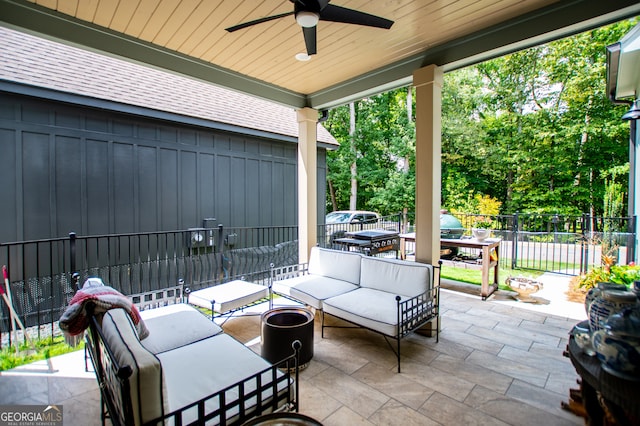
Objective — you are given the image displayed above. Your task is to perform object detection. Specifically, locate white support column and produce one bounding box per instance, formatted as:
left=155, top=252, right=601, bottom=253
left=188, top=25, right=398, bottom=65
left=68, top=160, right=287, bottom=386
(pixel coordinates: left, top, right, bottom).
left=413, top=65, right=443, bottom=265
left=632, top=119, right=640, bottom=263
left=297, top=107, right=318, bottom=264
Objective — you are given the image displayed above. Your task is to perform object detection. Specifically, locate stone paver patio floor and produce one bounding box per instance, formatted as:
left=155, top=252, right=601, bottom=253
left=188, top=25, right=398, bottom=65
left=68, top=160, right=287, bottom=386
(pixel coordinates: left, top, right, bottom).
left=0, top=274, right=587, bottom=425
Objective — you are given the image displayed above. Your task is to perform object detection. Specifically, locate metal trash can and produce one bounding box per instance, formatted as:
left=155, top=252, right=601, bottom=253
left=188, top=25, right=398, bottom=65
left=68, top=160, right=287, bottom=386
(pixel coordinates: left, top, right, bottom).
left=261, top=307, right=314, bottom=369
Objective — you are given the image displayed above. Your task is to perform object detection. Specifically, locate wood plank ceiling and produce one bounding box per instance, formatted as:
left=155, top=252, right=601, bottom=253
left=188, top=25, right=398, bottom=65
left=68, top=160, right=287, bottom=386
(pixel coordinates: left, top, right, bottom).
left=23, top=0, right=559, bottom=95
left=2, top=0, right=640, bottom=109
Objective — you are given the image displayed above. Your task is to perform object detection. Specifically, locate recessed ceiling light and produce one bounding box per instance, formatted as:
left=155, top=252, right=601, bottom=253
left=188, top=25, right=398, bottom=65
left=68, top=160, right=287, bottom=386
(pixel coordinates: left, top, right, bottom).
left=295, top=52, right=311, bottom=62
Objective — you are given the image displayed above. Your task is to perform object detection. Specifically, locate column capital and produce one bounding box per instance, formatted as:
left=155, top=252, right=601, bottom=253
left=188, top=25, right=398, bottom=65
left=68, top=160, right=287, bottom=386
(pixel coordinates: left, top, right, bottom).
left=297, top=107, right=318, bottom=123
left=413, top=64, right=443, bottom=88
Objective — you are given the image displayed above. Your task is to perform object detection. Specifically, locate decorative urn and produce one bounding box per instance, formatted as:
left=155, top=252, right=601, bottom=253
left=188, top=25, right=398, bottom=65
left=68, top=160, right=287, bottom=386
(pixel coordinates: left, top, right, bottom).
left=592, top=307, right=640, bottom=378
left=588, top=289, right=637, bottom=332
left=585, top=282, right=628, bottom=316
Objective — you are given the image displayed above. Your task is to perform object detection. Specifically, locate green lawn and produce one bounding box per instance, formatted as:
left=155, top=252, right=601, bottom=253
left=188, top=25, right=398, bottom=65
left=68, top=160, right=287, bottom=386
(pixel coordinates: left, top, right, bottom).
left=0, top=335, right=83, bottom=371
left=441, top=264, right=544, bottom=291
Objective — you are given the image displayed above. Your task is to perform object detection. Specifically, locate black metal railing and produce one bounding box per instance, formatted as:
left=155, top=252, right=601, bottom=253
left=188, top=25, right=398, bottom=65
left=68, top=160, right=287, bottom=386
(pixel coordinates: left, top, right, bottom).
left=439, top=213, right=636, bottom=274
left=2, top=212, right=636, bottom=347
left=0, top=225, right=297, bottom=347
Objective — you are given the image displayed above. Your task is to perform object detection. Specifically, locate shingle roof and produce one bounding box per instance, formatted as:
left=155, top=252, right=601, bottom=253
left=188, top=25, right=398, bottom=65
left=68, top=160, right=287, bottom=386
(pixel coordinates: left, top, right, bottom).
left=0, top=26, right=337, bottom=145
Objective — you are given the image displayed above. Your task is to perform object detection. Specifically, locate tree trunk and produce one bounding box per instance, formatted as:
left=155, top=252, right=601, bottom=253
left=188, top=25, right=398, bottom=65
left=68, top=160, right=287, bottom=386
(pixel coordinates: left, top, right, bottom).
left=349, top=102, right=357, bottom=210
left=328, top=179, right=337, bottom=212
left=574, top=98, right=591, bottom=187
left=404, top=88, right=412, bottom=173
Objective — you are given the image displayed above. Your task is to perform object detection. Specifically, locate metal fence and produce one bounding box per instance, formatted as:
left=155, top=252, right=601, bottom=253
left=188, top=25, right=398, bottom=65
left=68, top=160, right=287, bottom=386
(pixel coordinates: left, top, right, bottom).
left=448, top=213, right=635, bottom=274
left=2, top=212, right=635, bottom=347
left=378, top=212, right=635, bottom=275
left=0, top=225, right=297, bottom=347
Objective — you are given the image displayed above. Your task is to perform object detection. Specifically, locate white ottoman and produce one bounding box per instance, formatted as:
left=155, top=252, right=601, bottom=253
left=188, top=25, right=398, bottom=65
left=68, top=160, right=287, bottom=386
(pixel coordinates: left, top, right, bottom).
left=187, top=280, right=269, bottom=316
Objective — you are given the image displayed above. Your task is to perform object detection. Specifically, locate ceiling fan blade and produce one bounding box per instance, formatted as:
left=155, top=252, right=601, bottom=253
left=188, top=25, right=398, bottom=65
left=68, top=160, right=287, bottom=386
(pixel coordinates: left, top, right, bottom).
left=319, top=4, right=394, bottom=29
left=225, top=11, right=294, bottom=32
left=302, top=26, right=317, bottom=55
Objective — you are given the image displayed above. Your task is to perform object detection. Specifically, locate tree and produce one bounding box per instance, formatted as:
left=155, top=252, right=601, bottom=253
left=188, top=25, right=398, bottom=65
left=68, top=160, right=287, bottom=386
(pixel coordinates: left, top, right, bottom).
left=323, top=18, right=637, bottom=217
left=324, top=87, right=417, bottom=216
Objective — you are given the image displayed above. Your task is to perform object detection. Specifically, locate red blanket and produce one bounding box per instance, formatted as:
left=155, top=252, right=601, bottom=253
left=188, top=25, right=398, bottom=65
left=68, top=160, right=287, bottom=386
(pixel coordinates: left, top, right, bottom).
left=59, top=279, right=149, bottom=340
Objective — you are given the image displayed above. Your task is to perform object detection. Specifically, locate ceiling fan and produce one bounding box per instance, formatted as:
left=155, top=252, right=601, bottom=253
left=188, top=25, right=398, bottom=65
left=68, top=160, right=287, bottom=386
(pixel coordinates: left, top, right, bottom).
left=225, top=0, right=394, bottom=56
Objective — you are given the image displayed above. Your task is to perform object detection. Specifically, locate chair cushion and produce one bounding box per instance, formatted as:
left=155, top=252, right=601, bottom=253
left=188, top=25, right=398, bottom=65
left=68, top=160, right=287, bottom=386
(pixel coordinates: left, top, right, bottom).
left=273, top=274, right=358, bottom=309
left=359, top=256, right=432, bottom=297
left=140, top=304, right=223, bottom=354
left=308, top=247, right=362, bottom=285
left=158, top=333, right=290, bottom=424
left=101, top=308, right=163, bottom=425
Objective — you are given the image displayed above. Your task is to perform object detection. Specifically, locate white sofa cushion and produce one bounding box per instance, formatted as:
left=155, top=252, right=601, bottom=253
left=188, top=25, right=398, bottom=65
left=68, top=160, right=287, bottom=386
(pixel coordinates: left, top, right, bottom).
left=273, top=274, right=358, bottom=309
left=308, top=247, right=362, bottom=285
left=322, top=287, right=412, bottom=337
left=188, top=280, right=269, bottom=313
left=360, top=256, right=432, bottom=297
left=140, top=304, right=223, bottom=354
left=101, top=308, right=163, bottom=425
left=158, top=333, right=289, bottom=424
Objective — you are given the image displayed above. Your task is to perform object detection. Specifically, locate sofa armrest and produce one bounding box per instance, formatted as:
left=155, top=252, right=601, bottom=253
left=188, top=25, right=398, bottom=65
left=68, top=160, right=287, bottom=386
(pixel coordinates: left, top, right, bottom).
left=85, top=313, right=134, bottom=426
left=396, top=260, right=441, bottom=338
left=86, top=306, right=163, bottom=426
left=270, top=262, right=310, bottom=282
left=396, top=286, right=439, bottom=338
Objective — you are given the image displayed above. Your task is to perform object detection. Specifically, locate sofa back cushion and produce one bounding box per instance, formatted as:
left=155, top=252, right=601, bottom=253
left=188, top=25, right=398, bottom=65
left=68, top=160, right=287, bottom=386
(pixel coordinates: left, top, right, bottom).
left=360, top=257, right=432, bottom=297
left=101, top=308, right=164, bottom=426
left=308, top=247, right=362, bottom=285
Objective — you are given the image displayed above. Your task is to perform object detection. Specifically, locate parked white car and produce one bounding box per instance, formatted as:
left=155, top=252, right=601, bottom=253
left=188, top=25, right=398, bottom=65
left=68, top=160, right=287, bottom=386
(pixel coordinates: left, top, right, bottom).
left=325, top=210, right=381, bottom=225
left=325, top=210, right=397, bottom=245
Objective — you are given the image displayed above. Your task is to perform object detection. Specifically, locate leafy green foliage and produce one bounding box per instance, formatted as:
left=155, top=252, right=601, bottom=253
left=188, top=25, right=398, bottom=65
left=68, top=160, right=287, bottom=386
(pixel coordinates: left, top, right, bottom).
left=577, top=264, right=640, bottom=291
left=324, top=88, right=416, bottom=215
left=322, top=18, right=637, bottom=217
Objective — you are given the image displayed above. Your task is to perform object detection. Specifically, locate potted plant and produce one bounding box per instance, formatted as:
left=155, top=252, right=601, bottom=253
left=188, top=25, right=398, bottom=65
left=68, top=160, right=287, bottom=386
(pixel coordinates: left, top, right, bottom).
left=472, top=218, right=493, bottom=241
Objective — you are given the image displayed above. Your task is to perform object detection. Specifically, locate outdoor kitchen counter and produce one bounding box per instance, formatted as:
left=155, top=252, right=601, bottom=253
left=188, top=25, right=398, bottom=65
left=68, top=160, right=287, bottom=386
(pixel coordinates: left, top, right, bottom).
left=400, top=234, right=500, bottom=300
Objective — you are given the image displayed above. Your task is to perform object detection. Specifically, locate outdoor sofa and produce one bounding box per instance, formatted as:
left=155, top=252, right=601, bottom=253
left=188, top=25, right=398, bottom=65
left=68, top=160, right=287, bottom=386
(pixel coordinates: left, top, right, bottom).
left=270, top=246, right=440, bottom=372
left=77, top=281, right=300, bottom=426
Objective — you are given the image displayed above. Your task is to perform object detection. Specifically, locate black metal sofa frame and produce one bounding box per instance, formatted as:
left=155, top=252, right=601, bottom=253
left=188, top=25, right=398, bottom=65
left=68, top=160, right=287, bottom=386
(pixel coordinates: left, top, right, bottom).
left=84, top=301, right=300, bottom=426
left=270, top=250, right=441, bottom=373
left=318, top=285, right=440, bottom=373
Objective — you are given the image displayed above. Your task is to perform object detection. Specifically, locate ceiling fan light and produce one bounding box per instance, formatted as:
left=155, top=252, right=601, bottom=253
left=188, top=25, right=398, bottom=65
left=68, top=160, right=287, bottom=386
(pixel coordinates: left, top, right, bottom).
left=296, top=11, right=319, bottom=28
left=295, top=52, right=311, bottom=61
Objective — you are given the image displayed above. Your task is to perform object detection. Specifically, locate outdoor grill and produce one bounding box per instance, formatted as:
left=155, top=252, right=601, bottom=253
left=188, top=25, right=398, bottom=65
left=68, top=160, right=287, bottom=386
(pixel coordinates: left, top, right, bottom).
left=334, top=229, right=400, bottom=255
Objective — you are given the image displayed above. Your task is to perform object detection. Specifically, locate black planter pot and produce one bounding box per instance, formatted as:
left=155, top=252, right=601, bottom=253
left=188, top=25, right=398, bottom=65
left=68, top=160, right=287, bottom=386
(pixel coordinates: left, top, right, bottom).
left=261, top=307, right=314, bottom=369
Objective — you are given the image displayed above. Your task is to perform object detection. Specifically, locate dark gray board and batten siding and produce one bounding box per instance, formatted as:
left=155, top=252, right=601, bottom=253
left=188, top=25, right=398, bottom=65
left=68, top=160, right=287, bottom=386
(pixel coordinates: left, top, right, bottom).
left=0, top=92, right=327, bottom=243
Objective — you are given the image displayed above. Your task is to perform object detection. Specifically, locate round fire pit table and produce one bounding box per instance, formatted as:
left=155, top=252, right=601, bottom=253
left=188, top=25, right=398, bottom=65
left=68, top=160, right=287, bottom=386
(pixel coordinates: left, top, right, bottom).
left=261, top=307, right=314, bottom=369
left=241, top=412, right=323, bottom=425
